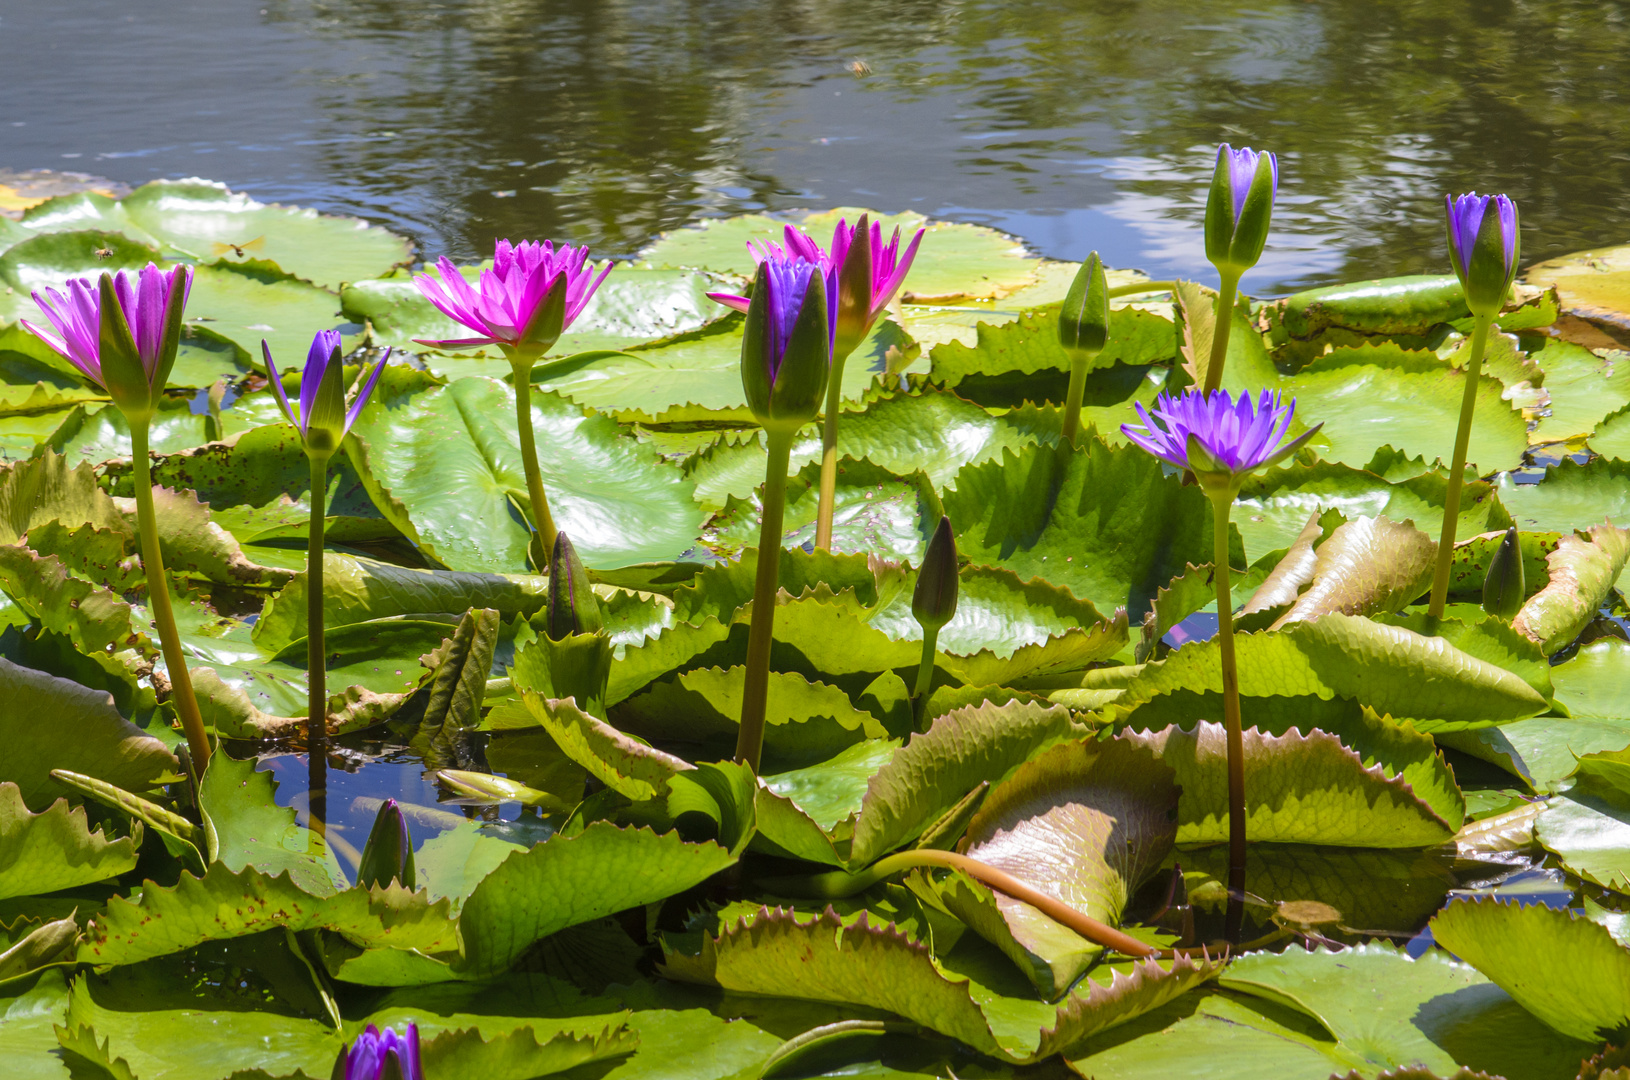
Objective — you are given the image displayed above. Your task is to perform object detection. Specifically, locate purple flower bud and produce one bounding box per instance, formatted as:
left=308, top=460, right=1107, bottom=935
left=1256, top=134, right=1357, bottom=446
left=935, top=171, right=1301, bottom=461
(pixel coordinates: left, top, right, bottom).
left=1204, top=145, right=1278, bottom=275
left=262, top=330, right=387, bottom=455
left=1121, top=388, right=1320, bottom=491
left=739, top=253, right=832, bottom=434
left=1445, top=192, right=1519, bottom=317
left=336, top=1023, right=423, bottom=1080
left=412, top=239, right=610, bottom=353
left=22, top=263, right=192, bottom=403
left=707, top=215, right=923, bottom=359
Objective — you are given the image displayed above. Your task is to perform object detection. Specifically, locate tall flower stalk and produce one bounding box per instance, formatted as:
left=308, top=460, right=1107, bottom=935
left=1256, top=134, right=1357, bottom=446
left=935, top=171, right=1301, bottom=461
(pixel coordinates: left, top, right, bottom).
left=710, top=216, right=922, bottom=550
left=1057, top=251, right=1110, bottom=444
left=262, top=332, right=386, bottom=821
left=1202, top=145, right=1277, bottom=393
left=1123, top=389, right=1320, bottom=941
left=414, top=241, right=611, bottom=566
left=1429, top=193, right=1519, bottom=618
left=23, top=265, right=213, bottom=773
left=733, top=256, right=834, bottom=771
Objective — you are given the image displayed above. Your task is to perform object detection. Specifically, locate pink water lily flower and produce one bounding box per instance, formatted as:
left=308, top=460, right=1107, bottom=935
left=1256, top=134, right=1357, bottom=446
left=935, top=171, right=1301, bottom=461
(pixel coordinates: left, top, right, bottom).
left=412, top=239, right=610, bottom=351
left=708, top=215, right=923, bottom=356
left=22, top=263, right=193, bottom=387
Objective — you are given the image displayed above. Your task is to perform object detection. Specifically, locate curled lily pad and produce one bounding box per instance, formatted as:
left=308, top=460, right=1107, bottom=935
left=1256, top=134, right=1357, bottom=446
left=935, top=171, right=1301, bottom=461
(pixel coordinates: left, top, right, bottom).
left=925, top=736, right=1177, bottom=995
left=1430, top=898, right=1630, bottom=1043
left=1269, top=515, right=1437, bottom=628
left=1512, top=524, right=1630, bottom=654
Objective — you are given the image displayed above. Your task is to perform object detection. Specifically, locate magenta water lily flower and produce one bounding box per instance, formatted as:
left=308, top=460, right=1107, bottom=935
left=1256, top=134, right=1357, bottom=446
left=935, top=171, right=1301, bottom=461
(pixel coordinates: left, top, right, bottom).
left=412, top=239, right=610, bottom=352
left=708, top=215, right=923, bottom=357
left=338, top=1023, right=423, bottom=1080
left=262, top=330, right=387, bottom=451
left=1122, top=388, right=1319, bottom=490
left=22, top=263, right=192, bottom=390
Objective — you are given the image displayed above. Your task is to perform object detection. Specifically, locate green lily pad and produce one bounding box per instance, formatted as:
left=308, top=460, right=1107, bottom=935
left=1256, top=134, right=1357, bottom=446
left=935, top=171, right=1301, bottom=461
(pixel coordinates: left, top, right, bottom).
left=1430, top=898, right=1630, bottom=1042
left=927, top=305, right=1177, bottom=389
left=1069, top=943, right=1597, bottom=1080
left=1525, top=242, right=1630, bottom=335
left=1512, top=524, right=1630, bottom=654
left=1592, top=402, right=1630, bottom=461
left=346, top=375, right=704, bottom=572
left=199, top=753, right=347, bottom=896
left=0, top=970, right=72, bottom=1080
left=755, top=739, right=902, bottom=865
left=943, top=437, right=1233, bottom=621
left=0, top=784, right=138, bottom=901
left=663, top=906, right=1219, bottom=1063
left=1553, top=639, right=1630, bottom=718
left=0, top=230, right=162, bottom=324
left=1529, top=341, right=1630, bottom=444
left=0, top=659, right=174, bottom=811
left=186, top=260, right=359, bottom=373
left=936, top=737, right=1178, bottom=996
left=1269, top=515, right=1437, bottom=628
left=1123, top=719, right=1454, bottom=847
left=707, top=458, right=941, bottom=562
left=1278, top=343, right=1527, bottom=472
left=1498, top=458, right=1630, bottom=533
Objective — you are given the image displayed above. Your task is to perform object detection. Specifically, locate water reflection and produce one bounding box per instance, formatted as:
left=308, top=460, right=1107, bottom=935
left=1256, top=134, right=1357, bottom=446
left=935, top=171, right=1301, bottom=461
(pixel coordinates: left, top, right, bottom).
left=6, top=0, right=1630, bottom=291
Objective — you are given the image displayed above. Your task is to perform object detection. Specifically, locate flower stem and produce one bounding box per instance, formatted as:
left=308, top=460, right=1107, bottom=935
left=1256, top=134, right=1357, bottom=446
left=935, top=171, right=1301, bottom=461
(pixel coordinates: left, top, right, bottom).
left=737, top=430, right=794, bottom=772
left=1428, top=313, right=1492, bottom=618
left=307, top=450, right=330, bottom=839
left=130, top=418, right=210, bottom=775
left=1208, top=490, right=1246, bottom=943
left=1107, top=280, right=1176, bottom=298
left=911, top=625, right=939, bottom=702
left=1202, top=269, right=1242, bottom=395
left=792, top=847, right=1157, bottom=957
left=814, top=347, right=854, bottom=551
left=1060, top=348, right=1100, bottom=446
left=509, top=354, right=558, bottom=568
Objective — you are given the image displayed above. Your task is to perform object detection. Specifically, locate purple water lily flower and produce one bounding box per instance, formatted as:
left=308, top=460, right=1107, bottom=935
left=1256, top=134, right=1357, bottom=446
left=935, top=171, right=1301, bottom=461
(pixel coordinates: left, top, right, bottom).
left=1121, top=389, right=1319, bottom=489
left=22, top=263, right=192, bottom=388
left=760, top=256, right=826, bottom=383
left=1445, top=192, right=1519, bottom=317
left=412, top=239, right=610, bottom=351
left=708, top=216, right=923, bottom=354
left=1218, top=145, right=1278, bottom=227
left=262, top=330, right=387, bottom=449
left=338, top=1023, right=423, bottom=1080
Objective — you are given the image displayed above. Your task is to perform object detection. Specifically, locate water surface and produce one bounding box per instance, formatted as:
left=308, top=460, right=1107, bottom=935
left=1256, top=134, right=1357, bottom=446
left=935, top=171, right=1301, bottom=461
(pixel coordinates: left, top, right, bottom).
left=6, top=0, right=1630, bottom=292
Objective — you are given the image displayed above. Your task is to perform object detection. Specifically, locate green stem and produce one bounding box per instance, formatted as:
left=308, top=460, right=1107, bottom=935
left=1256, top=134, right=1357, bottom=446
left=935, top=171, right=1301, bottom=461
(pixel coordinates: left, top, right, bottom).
left=911, top=625, right=939, bottom=702
left=509, top=353, right=557, bottom=567
left=307, top=450, right=329, bottom=840
left=736, top=431, right=794, bottom=772
left=1209, top=491, right=1246, bottom=943
left=792, top=848, right=1157, bottom=957
left=131, top=419, right=210, bottom=774
left=1060, top=349, right=1100, bottom=446
left=1202, top=269, right=1242, bottom=395
left=1428, top=314, right=1492, bottom=618
left=813, top=347, right=854, bottom=551
left=1107, top=280, right=1177, bottom=298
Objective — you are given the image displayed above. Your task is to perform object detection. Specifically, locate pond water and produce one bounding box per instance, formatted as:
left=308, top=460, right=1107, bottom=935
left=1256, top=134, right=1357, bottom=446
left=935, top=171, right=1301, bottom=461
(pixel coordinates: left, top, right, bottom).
left=5, top=0, right=1630, bottom=293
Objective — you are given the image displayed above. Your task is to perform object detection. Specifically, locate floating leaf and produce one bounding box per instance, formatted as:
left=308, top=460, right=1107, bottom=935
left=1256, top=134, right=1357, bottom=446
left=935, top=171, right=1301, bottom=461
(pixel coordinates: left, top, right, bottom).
left=1430, top=899, right=1630, bottom=1042
left=1270, top=515, right=1436, bottom=628
left=0, top=784, right=138, bottom=901
left=346, top=375, right=703, bottom=571
left=1513, top=524, right=1630, bottom=654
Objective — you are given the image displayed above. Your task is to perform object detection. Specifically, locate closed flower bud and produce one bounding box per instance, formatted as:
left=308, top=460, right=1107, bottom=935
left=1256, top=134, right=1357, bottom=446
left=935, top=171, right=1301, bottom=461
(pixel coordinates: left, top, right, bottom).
left=1059, top=251, right=1110, bottom=356
left=546, top=531, right=603, bottom=640
left=355, top=799, right=415, bottom=890
left=740, top=257, right=833, bottom=435
left=1446, top=193, right=1519, bottom=318
left=912, top=516, right=960, bottom=632
left=1204, top=144, right=1278, bottom=276
left=1482, top=526, right=1526, bottom=620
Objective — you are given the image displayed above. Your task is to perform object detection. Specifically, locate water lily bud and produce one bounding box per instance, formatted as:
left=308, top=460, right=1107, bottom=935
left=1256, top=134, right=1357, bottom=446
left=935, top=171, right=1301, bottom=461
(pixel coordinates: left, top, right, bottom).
left=912, top=516, right=960, bottom=632
left=261, top=331, right=388, bottom=458
left=546, top=531, right=602, bottom=640
left=740, top=257, right=833, bottom=435
left=1446, top=193, right=1519, bottom=318
left=1059, top=251, right=1110, bottom=356
left=355, top=799, right=415, bottom=890
left=1204, top=144, right=1278, bottom=276
left=335, top=1022, right=423, bottom=1080
left=1482, top=526, right=1525, bottom=620
left=832, top=214, right=875, bottom=361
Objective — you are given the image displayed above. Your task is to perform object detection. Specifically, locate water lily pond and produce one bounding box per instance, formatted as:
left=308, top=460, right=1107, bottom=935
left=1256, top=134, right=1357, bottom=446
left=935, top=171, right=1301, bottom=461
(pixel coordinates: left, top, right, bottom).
left=2, top=166, right=1630, bottom=1080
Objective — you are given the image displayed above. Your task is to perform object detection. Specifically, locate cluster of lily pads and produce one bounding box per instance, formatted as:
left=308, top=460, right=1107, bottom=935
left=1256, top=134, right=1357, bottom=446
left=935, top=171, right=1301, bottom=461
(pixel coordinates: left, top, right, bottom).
left=1, top=151, right=1629, bottom=1080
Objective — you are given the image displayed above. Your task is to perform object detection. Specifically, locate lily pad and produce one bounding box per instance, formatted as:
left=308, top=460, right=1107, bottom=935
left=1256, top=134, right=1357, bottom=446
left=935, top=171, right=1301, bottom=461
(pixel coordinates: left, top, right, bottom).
left=0, top=784, right=139, bottom=901
left=346, top=375, right=704, bottom=572
left=1525, top=242, right=1630, bottom=336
